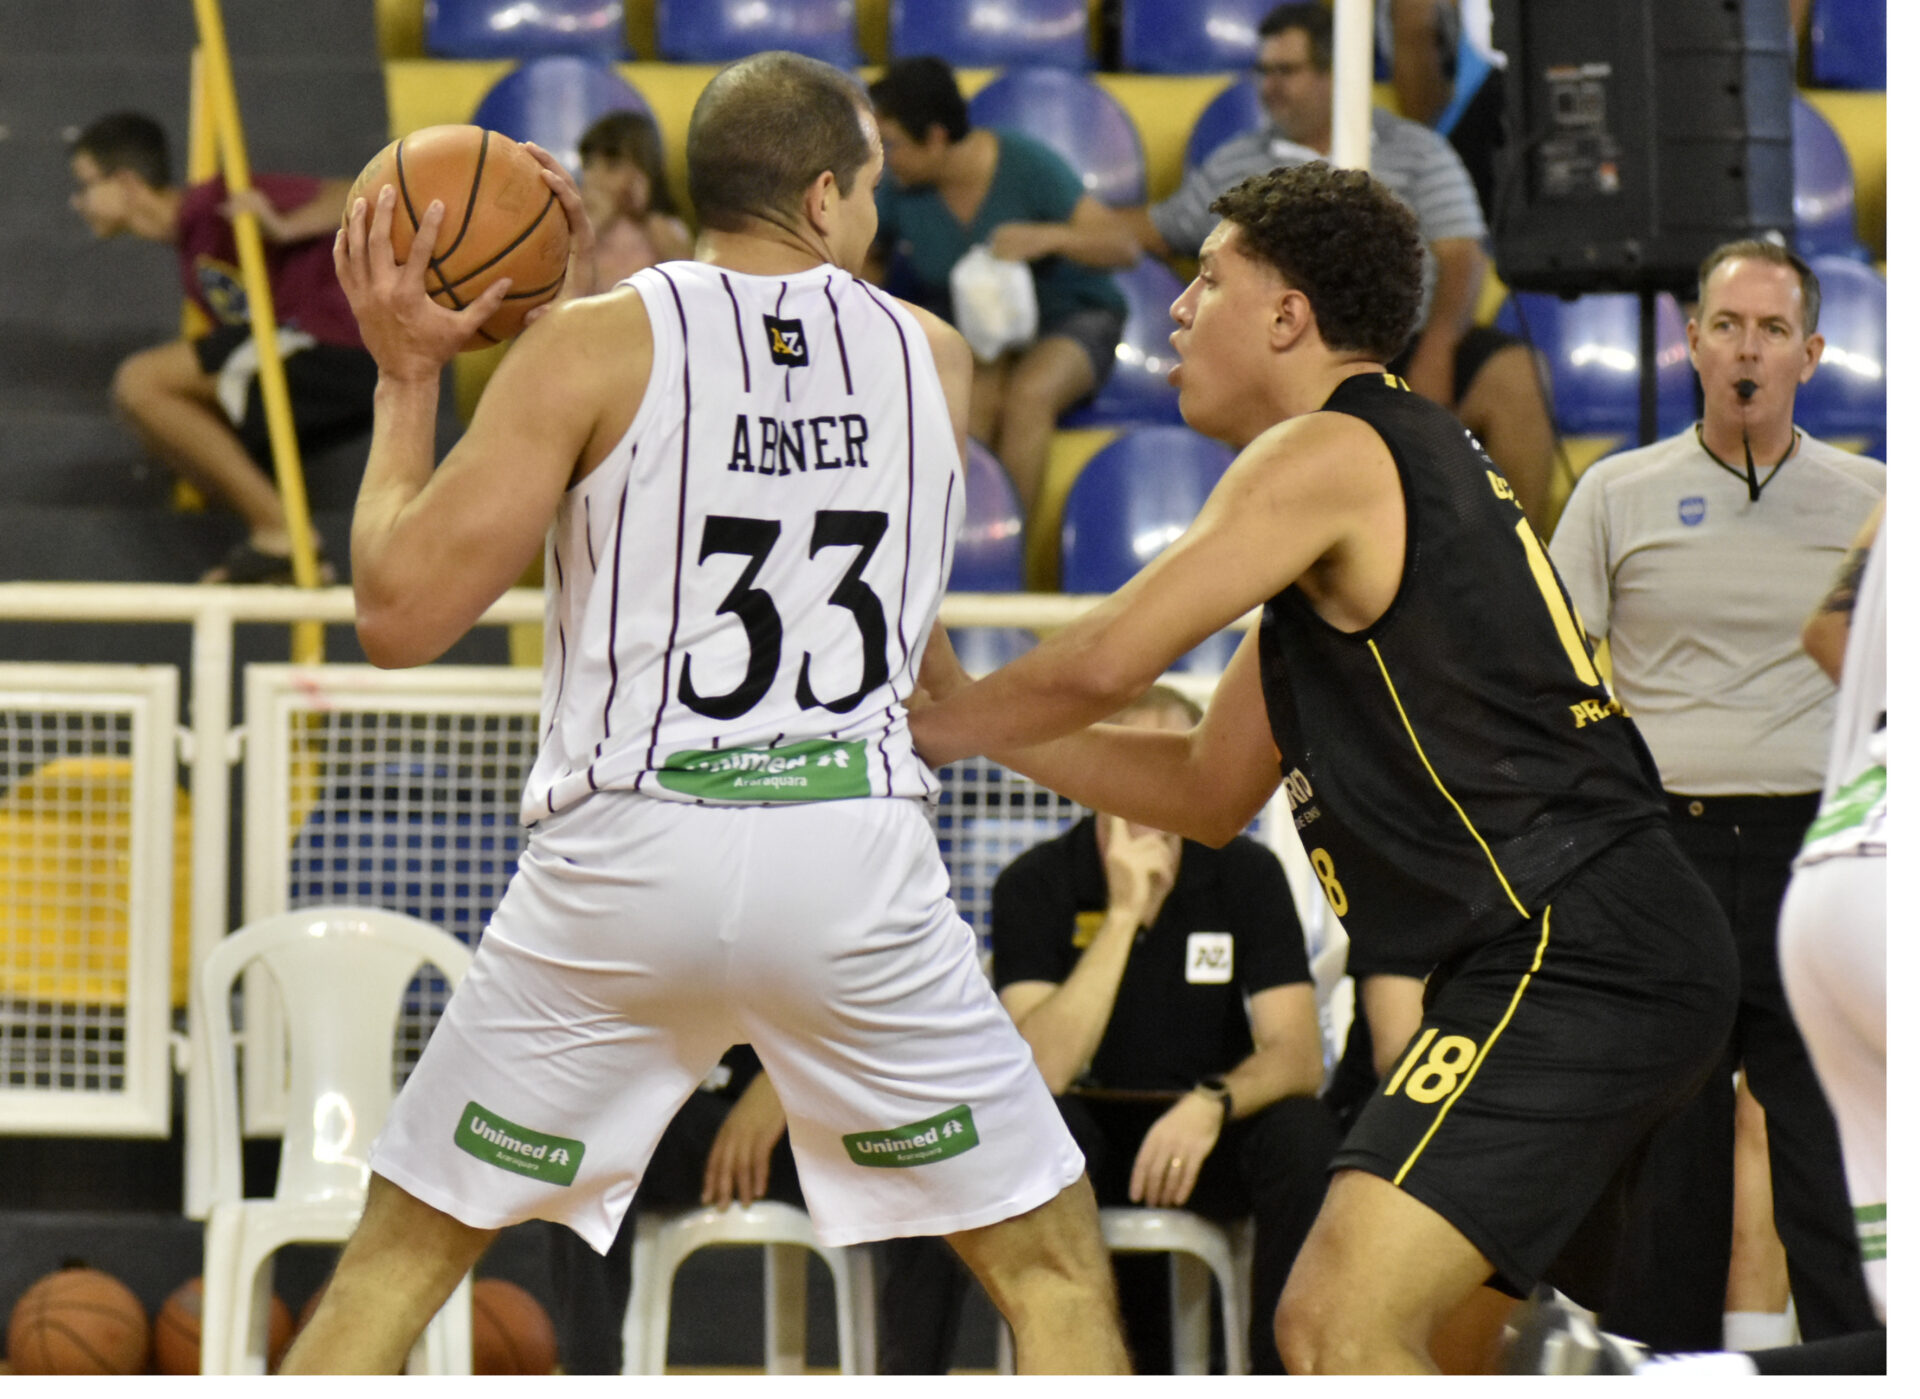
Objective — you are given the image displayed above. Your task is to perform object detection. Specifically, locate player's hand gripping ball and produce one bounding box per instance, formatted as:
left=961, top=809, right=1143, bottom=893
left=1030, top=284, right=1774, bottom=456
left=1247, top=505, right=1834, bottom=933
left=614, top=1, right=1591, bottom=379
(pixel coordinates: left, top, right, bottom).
left=346, top=125, right=569, bottom=351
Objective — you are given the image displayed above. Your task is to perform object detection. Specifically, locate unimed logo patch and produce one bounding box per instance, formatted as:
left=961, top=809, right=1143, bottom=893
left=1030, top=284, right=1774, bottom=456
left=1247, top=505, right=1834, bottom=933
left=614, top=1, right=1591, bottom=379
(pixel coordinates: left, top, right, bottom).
left=455, top=1101, right=584, bottom=1186
left=843, top=1105, right=979, bottom=1168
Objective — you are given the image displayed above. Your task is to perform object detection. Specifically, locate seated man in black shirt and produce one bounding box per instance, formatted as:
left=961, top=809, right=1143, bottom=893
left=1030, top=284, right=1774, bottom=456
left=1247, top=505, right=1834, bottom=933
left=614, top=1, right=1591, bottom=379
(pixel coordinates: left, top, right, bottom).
left=882, top=686, right=1339, bottom=1373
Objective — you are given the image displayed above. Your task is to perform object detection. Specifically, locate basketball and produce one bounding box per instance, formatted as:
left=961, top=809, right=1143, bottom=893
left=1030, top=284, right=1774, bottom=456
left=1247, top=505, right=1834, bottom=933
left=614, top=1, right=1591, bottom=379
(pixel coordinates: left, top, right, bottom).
left=5, top=1266, right=150, bottom=1375
left=347, top=124, right=570, bottom=350
left=471, top=1278, right=556, bottom=1376
left=152, top=1276, right=293, bottom=1375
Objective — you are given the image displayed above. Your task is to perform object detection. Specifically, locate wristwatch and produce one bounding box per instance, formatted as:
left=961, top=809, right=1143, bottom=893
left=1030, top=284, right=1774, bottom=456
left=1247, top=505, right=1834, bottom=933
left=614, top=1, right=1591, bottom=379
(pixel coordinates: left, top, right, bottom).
left=1194, top=1075, right=1233, bottom=1124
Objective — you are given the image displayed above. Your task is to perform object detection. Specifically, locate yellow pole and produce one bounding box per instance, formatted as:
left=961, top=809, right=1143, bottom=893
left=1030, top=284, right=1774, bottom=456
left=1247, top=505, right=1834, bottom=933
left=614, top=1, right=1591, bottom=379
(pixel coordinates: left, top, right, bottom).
left=189, top=0, right=324, bottom=663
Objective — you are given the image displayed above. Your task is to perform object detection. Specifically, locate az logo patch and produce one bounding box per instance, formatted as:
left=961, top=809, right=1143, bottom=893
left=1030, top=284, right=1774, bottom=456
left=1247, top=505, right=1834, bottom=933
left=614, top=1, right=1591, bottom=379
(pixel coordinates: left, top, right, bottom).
left=764, top=315, right=809, bottom=366
left=1185, top=932, right=1233, bottom=984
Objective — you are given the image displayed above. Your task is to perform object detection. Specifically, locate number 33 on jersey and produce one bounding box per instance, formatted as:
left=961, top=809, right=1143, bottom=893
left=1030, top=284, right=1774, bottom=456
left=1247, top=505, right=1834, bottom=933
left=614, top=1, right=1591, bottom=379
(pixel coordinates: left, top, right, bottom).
left=521, top=262, right=965, bottom=824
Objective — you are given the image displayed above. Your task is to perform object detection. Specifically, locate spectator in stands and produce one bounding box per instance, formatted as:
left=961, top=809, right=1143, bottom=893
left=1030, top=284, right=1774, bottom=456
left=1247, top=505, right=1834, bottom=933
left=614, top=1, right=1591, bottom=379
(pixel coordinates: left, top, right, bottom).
left=577, top=109, right=693, bottom=292
left=1125, top=3, right=1556, bottom=532
left=1385, top=1, right=1506, bottom=218
left=68, top=111, right=375, bottom=582
left=866, top=56, right=1138, bottom=513
left=880, top=686, right=1338, bottom=1374
left=545, top=1046, right=802, bottom=1373
left=1549, top=239, right=1884, bottom=1355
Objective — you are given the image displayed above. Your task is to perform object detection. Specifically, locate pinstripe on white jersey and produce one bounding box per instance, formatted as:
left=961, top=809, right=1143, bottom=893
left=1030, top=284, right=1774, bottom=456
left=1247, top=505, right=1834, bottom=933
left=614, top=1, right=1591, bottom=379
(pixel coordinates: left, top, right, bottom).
left=522, top=260, right=965, bottom=823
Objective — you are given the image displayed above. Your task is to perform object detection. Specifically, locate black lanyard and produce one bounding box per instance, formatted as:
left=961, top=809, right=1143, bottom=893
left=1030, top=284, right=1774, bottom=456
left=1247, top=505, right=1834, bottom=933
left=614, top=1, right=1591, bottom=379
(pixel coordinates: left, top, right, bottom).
left=1695, top=423, right=1799, bottom=502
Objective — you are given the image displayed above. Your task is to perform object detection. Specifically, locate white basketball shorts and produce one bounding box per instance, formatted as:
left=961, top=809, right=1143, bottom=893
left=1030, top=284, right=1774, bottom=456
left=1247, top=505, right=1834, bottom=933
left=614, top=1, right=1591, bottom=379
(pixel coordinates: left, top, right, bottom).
left=369, top=792, right=1084, bottom=1251
left=1778, top=853, right=1886, bottom=1322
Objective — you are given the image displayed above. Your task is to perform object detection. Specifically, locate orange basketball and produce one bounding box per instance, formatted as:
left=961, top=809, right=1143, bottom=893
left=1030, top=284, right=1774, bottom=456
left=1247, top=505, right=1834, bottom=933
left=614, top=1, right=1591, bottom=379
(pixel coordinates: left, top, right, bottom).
left=152, top=1276, right=293, bottom=1375
left=471, top=1278, right=556, bottom=1376
left=347, top=124, right=570, bottom=350
left=5, top=1267, right=150, bottom=1375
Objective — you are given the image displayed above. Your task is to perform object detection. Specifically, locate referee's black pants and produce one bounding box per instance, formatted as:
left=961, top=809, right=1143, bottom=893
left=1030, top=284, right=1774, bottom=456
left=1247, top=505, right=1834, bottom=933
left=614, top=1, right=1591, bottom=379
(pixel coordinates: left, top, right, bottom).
left=1599, top=794, right=1878, bottom=1350
left=876, top=1092, right=1339, bottom=1373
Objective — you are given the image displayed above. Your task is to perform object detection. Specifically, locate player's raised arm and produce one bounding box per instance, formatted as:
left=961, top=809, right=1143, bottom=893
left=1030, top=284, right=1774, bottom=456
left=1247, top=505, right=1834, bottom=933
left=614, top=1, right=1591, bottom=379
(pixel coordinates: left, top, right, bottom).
left=337, top=184, right=651, bottom=668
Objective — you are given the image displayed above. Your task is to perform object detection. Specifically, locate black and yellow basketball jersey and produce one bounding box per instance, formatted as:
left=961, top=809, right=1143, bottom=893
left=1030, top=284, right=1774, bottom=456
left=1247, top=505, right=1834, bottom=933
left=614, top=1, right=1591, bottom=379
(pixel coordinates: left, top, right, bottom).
left=1258, top=373, right=1666, bottom=974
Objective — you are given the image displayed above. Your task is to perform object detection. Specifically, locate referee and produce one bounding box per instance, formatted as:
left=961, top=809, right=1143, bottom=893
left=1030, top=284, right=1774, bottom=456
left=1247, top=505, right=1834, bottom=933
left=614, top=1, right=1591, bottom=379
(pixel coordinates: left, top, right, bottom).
left=1550, top=239, right=1883, bottom=1350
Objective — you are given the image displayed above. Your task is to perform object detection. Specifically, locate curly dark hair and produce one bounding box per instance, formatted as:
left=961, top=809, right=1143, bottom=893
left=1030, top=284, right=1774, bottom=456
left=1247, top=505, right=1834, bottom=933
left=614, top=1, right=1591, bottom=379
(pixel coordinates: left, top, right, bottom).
left=1209, top=162, right=1423, bottom=361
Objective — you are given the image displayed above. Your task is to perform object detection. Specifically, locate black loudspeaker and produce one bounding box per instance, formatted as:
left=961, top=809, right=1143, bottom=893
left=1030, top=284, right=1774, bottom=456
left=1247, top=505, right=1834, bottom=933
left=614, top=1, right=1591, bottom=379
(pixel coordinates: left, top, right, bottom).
left=1489, top=0, right=1795, bottom=297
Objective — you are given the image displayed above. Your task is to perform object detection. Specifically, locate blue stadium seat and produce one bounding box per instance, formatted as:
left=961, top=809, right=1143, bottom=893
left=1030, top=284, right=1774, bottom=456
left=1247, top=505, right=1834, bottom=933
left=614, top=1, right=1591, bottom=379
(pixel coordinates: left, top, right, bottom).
left=655, top=0, right=861, bottom=66
left=470, top=56, right=655, bottom=180
left=1809, top=0, right=1886, bottom=90
left=1793, top=96, right=1866, bottom=261
left=1061, top=258, right=1187, bottom=428
left=1120, top=0, right=1269, bottom=74
left=1494, top=292, right=1694, bottom=439
left=424, top=0, right=631, bottom=60
left=890, top=0, right=1091, bottom=70
left=1797, top=255, right=1885, bottom=449
left=1060, top=427, right=1237, bottom=672
left=969, top=68, right=1148, bottom=206
left=949, top=439, right=1026, bottom=592
left=1183, top=77, right=1265, bottom=173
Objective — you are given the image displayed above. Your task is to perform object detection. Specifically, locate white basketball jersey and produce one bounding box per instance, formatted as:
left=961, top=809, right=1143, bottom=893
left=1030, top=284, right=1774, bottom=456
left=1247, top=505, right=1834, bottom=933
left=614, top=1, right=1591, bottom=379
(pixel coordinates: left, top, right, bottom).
left=522, top=261, right=965, bottom=823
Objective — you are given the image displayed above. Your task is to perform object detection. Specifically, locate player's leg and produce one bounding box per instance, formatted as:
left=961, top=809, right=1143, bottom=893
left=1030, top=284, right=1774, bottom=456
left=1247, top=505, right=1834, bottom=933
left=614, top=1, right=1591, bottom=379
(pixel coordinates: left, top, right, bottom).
left=1305, top=830, right=1737, bottom=1374
left=945, top=1172, right=1130, bottom=1373
left=992, top=335, right=1096, bottom=512
left=1455, top=341, right=1556, bottom=536
left=1275, top=1168, right=1497, bottom=1373
left=109, top=338, right=288, bottom=544
left=1779, top=856, right=1887, bottom=1322
left=723, top=799, right=1126, bottom=1371
left=1725, top=1071, right=1794, bottom=1346
left=1225, top=1093, right=1341, bottom=1373
left=1733, top=821, right=1878, bottom=1338
left=278, top=1174, right=496, bottom=1374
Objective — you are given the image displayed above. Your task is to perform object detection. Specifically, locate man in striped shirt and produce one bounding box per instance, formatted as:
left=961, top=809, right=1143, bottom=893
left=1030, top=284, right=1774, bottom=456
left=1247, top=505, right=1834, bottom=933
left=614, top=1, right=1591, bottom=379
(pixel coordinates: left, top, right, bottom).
left=1126, top=3, right=1555, bottom=531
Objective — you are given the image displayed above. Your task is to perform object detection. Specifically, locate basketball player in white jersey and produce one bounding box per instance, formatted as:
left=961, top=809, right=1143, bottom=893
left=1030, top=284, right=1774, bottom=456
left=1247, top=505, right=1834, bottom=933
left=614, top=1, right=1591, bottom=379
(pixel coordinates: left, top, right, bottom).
left=282, top=52, right=1127, bottom=1374
left=1781, top=503, right=1886, bottom=1322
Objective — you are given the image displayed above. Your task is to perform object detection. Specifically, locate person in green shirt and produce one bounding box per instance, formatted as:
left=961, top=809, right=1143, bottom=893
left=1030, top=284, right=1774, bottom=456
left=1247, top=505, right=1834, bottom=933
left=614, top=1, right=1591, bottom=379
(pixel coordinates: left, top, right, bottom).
left=868, top=56, right=1137, bottom=512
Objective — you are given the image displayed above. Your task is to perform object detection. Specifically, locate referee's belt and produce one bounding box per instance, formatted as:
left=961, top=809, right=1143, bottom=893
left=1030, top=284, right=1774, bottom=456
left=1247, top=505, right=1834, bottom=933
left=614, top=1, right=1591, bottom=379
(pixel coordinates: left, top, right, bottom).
left=1665, top=791, right=1821, bottom=826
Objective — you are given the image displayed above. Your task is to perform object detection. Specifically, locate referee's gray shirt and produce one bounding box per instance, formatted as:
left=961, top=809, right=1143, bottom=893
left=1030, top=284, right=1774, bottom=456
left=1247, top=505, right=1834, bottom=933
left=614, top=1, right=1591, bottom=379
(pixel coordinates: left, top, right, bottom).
left=1550, top=428, right=1885, bottom=796
left=1150, top=106, right=1486, bottom=327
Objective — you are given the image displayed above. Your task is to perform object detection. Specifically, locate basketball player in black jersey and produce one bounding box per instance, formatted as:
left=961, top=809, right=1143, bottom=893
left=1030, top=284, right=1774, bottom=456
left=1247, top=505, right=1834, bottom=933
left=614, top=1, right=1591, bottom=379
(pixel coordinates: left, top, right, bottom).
left=909, top=163, right=1739, bottom=1373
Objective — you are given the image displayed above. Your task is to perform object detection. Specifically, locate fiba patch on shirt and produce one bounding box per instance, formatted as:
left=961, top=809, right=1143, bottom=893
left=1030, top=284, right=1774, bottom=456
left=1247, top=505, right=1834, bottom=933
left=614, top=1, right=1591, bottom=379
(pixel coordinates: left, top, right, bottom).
left=764, top=314, right=808, bottom=366
left=1679, top=495, right=1707, bottom=526
left=1185, top=932, right=1233, bottom=983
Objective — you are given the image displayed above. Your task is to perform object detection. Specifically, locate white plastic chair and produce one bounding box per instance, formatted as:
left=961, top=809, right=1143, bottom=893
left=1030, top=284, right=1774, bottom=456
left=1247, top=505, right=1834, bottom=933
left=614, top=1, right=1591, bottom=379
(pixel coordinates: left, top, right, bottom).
left=621, top=1201, right=876, bottom=1374
left=193, top=905, right=477, bottom=1374
left=996, top=1207, right=1253, bottom=1375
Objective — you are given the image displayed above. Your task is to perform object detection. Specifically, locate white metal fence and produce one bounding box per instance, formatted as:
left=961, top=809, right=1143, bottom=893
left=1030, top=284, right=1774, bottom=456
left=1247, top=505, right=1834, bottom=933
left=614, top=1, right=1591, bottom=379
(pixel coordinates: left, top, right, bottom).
left=0, top=584, right=1337, bottom=1216
left=0, top=664, right=179, bottom=1135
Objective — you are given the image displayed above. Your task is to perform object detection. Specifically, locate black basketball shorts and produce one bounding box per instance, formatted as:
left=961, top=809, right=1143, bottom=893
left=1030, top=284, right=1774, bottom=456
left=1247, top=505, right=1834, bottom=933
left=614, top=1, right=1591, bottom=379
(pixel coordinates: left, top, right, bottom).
left=1334, top=824, right=1738, bottom=1301
left=194, top=324, right=379, bottom=465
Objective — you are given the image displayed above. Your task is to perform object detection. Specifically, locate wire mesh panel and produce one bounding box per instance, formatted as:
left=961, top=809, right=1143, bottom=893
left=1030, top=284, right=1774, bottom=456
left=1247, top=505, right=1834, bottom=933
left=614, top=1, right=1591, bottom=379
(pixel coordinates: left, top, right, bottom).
left=243, top=665, right=543, bottom=1126
left=238, top=662, right=1336, bottom=1119
left=0, top=665, right=179, bottom=1134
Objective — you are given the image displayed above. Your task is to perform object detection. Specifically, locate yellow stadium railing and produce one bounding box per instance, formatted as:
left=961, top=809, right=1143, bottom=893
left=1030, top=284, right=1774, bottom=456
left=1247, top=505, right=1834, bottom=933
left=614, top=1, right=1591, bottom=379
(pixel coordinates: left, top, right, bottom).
left=189, top=0, right=325, bottom=663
